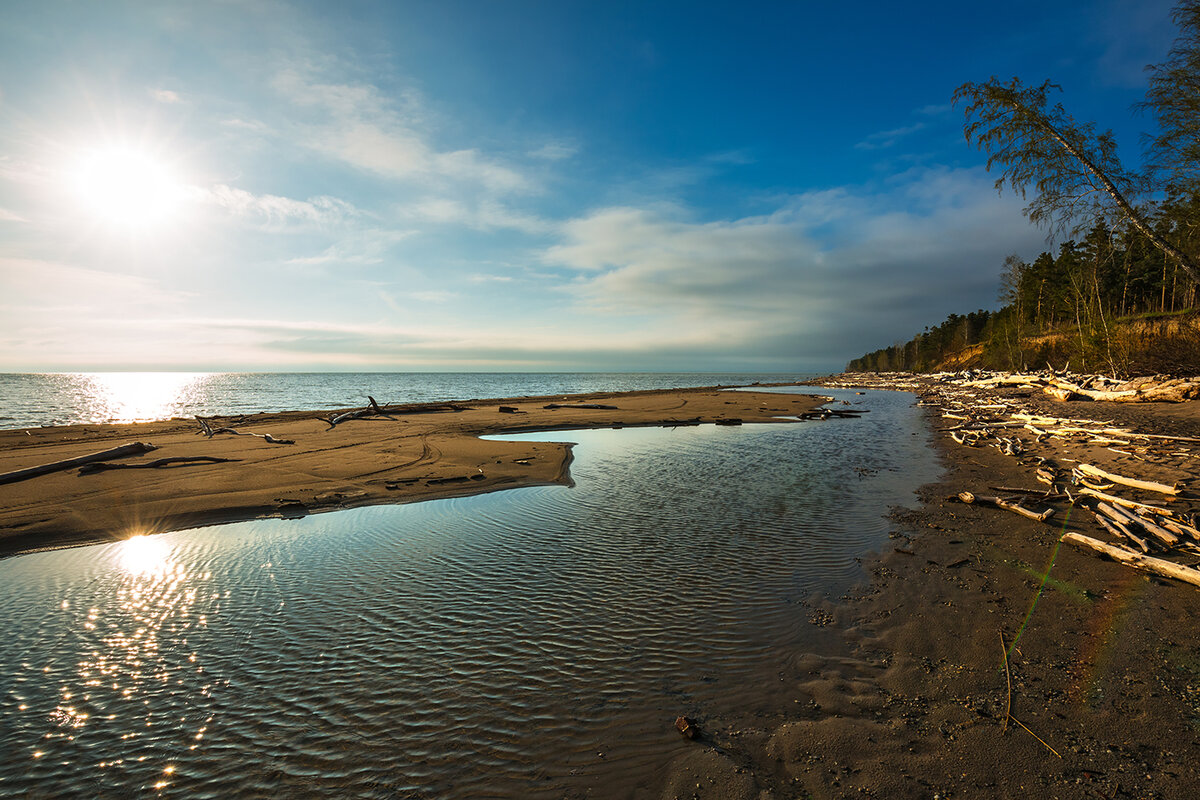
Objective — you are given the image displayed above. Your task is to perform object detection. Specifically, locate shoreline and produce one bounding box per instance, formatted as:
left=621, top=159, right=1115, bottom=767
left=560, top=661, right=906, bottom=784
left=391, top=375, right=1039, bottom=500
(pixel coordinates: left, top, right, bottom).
left=653, top=373, right=1200, bottom=799
left=0, top=384, right=825, bottom=559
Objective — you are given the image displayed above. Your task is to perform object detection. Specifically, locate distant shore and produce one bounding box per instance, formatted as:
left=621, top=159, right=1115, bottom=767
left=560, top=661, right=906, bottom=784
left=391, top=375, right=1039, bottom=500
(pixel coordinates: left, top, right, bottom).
left=0, top=384, right=823, bottom=559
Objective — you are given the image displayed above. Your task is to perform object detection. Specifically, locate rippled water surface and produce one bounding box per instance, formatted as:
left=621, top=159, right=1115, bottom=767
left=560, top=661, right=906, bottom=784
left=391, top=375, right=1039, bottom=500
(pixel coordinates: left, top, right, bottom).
left=0, top=388, right=939, bottom=798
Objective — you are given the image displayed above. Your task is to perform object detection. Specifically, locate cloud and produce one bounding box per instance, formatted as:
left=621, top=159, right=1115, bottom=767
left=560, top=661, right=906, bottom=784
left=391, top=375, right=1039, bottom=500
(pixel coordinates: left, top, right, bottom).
left=149, top=88, right=182, bottom=103
left=401, top=197, right=550, bottom=234
left=543, top=167, right=1046, bottom=364
left=528, top=141, right=579, bottom=161
left=0, top=207, right=25, bottom=222
left=855, top=122, right=927, bottom=150
left=200, top=184, right=361, bottom=227
left=274, top=67, right=532, bottom=195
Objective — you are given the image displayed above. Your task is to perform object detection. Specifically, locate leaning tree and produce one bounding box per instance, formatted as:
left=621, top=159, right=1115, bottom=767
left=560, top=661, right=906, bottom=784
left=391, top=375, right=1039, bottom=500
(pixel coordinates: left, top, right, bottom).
left=954, top=2, right=1200, bottom=285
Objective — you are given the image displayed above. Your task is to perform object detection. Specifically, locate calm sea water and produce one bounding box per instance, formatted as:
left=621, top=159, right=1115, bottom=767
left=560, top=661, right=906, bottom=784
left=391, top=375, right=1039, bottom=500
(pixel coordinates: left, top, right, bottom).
left=0, top=387, right=940, bottom=798
left=0, top=372, right=810, bottom=430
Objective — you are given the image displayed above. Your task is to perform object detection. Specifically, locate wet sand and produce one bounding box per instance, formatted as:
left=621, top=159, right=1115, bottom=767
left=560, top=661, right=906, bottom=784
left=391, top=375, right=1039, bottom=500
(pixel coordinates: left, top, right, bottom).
left=0, top=385, right=823, bottom=558
left=654, top=375, right=1200, bottom=800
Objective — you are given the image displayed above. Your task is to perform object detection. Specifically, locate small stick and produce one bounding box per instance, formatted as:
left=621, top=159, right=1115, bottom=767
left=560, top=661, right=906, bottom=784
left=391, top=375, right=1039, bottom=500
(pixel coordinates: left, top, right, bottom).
left=1000, top=631, right=1012, bottom=734
left=1009, top=716, right=1063, bottom=758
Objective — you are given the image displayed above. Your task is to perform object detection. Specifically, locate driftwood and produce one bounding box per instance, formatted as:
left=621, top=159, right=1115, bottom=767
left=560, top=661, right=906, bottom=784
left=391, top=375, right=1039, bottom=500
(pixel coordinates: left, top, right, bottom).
left=1077, top=487, right=1171, bottom=516
left=1062, top=533, right=1200, bottom=588
left=79, top=456, right=238, bottom=475
left=542, top=403, right=619, bottom=410
left=321, top=396, right=395, bottom=429
left=957, top=491, right=1055, bottom=522
left=0, top=442, right=157, bottom=485
left=1076, top=463, right=1181, bottom=495
left=1093, top=512, right=1151, bottom=553
left=196, top=417, right=294, bottom=444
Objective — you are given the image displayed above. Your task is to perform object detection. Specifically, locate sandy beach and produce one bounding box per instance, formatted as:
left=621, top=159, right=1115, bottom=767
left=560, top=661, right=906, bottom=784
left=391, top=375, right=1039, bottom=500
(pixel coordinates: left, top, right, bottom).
left=5, top=378, right=1200, bottom=798
left=0, top=385, right=823, bottom=558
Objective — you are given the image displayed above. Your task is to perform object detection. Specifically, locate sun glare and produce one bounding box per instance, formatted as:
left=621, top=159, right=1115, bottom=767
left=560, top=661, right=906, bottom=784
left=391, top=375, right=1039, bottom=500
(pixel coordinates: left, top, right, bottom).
left=117, top=534, right=174, bottom=577
left=70, top=145, right=186, bottom=232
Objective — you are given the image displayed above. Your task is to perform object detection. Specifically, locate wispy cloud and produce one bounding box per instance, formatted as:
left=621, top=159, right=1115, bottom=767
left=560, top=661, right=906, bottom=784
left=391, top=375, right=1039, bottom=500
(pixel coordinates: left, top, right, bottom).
left=855, top=122, right=927, bottom=150
left=274, top=67, right=533, bottom=195
left=149, top=88, right=182, bottom=103
left=0, top=207, right=25, bottom=222
left=528, top=141, right=579, bottom=161
left=201, top=184, right=362, bottom=227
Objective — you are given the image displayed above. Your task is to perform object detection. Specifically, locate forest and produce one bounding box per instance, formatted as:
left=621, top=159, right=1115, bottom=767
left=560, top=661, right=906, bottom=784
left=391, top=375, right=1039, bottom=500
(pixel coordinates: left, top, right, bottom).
left=848, top=3, right=1200, bottom=377
left=847, top=212, right=1199, bottom=375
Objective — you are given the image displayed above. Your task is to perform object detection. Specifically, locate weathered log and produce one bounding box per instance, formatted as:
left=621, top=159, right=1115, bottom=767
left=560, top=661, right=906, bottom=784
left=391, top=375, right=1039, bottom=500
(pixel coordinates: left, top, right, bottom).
left=1093, top=512, right=1150, bottom=554
left=0, top=442, right=157, bottom=485
left=1077, top=487, right=1171, bottom=516
left=543, top=403, right=619, bottom=410
left=79, top=456, right=238, bottom=475
left=957, top=491, right=1055, bottom=522
left=196, top=417, right=295, bottom=444
left=1062, top=533, right=1200, bottom=588
left=1076, top=463, right=1181, bottom=495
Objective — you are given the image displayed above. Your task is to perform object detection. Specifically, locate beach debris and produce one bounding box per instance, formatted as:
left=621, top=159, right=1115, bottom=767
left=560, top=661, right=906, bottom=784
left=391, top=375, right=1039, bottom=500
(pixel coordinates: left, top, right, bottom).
left=78, top=456, right=239, bottom=475
left=498, top=406, right=523, bottom=413
left=674, top=716, right=700, bottom=740
left=319, top=396, right=395, bottom=429
left=1074, top=463, right=1182, bottom=495
left=195, top=416, right=295, bottom=444
left=542, top=403, right=619, bottom=410
left=715, top=417, right=743, bottom=426
left=0, top=441, right=157, bottom=485
left=819, top=369, right=1200, bottom=588
left=956, top=491, right=1055, bottom=523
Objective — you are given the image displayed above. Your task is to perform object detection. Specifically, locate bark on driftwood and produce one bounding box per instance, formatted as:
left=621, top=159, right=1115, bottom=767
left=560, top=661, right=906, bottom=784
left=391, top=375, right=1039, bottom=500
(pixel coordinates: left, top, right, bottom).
left=0, top=442, right=157, bottom=485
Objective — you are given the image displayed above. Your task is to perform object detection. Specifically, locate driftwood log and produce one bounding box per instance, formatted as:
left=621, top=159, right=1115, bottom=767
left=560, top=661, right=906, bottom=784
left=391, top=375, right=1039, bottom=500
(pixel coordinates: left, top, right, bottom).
left=957, top=491, right=1055, bottom=522
left=0, top=442, right=157, bottom=485
left=79, top=456, right=239, bottom=475
left=196, top=417, right=294, bottom=444
left=1076, top=463, right=1182, bottom=495
left=1062, top=533, right=1200, bottom=588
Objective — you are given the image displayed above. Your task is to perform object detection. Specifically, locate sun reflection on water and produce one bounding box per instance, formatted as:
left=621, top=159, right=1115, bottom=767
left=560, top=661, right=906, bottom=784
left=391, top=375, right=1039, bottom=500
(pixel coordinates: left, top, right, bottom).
left=79, top=372, right=210, bottom=424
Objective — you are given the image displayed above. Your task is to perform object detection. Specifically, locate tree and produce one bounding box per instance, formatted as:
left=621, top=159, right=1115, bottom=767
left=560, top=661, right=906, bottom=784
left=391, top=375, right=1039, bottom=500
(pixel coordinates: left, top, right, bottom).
left=1141, top=2, right=1200, bottom=200
left=953, top=76, right=1199, bottom=285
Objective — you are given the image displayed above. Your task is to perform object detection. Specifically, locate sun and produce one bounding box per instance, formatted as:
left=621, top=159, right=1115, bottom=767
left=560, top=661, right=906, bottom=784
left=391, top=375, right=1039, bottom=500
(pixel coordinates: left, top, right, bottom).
left=70, top=144, right=186, bottom=232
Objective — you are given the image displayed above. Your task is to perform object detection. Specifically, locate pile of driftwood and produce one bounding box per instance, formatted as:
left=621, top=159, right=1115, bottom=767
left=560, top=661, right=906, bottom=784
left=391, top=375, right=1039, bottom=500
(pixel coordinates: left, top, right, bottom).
left=940, top=369, right=1200, bottom=403
left=911, top=375, right=1200, bottom=588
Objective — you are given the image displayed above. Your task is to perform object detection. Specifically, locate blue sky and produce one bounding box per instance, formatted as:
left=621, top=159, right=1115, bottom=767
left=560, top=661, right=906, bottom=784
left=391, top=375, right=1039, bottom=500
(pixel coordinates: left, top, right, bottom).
left=0, top=0, right=1180, bottom=372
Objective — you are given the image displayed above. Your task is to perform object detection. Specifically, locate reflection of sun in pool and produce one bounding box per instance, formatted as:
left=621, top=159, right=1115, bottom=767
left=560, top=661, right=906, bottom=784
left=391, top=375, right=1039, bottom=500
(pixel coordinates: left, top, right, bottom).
left=117, top=534, right=173, bottom=576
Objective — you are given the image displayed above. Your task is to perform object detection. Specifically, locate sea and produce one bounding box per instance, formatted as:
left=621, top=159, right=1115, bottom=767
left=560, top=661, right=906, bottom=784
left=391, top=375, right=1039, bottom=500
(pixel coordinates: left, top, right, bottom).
left=0, top=372, right=813, bottom=430
left=0, top=374, right=942, bottom=798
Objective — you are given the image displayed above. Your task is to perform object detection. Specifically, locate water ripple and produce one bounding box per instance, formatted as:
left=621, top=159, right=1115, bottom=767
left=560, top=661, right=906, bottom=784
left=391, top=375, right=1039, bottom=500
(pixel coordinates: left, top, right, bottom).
left=0, top=387, right=938, bottom=798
